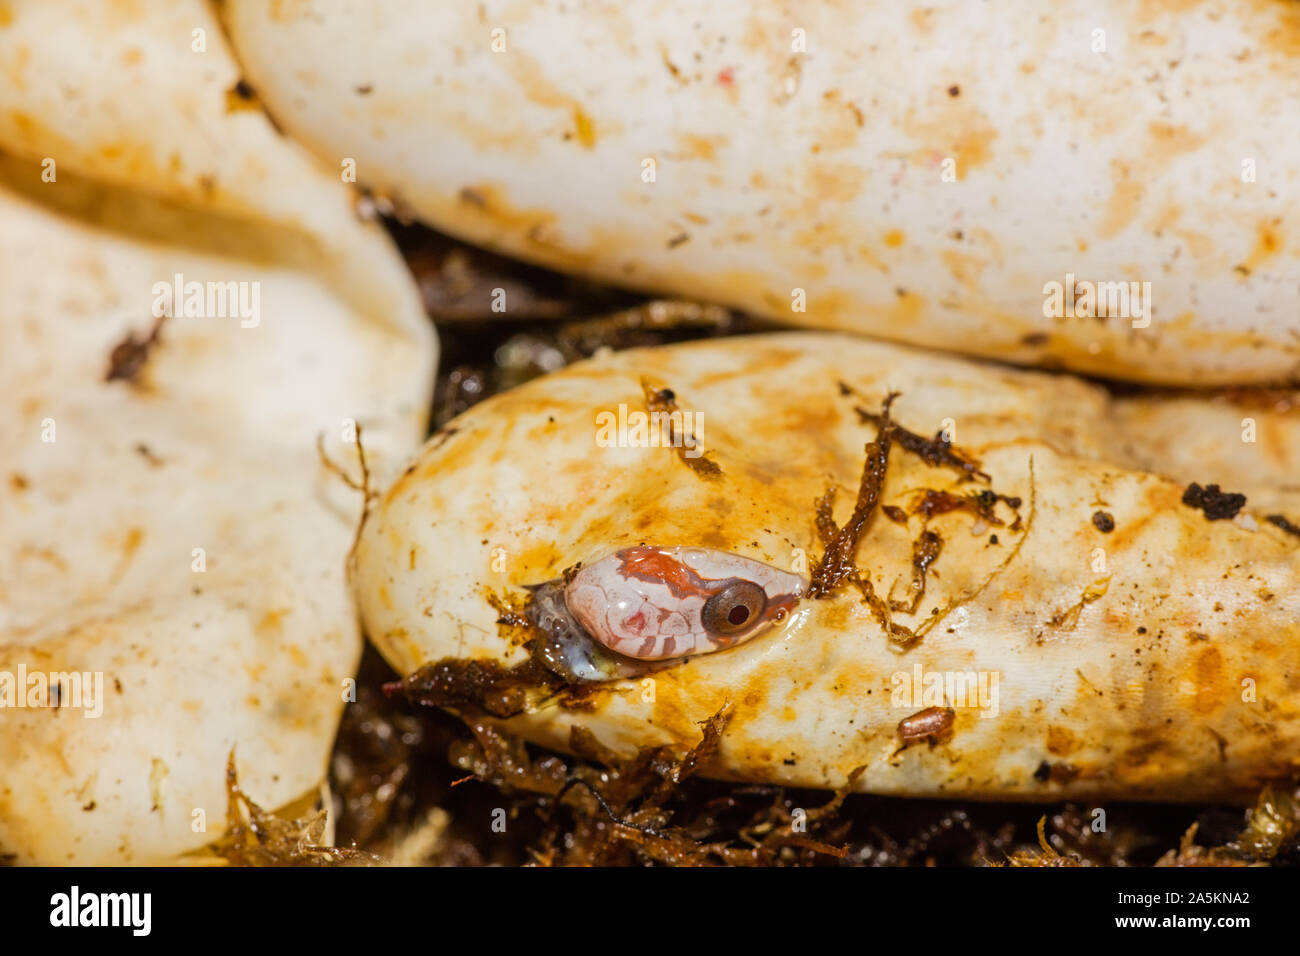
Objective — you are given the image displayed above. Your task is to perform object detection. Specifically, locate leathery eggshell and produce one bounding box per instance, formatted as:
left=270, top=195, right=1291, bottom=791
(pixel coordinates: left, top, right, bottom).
left=227, top=0, right=1300, bottom=385
left=355, top=333, right=1300, bottom=803
left=0, top=0, right=434, bottom=863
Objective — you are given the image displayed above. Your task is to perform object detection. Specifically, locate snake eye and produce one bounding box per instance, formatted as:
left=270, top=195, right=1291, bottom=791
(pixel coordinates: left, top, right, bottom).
left=701, top=580, right=768, bottom=636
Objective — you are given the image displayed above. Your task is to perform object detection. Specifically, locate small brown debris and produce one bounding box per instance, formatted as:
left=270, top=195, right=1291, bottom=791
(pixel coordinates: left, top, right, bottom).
left=105, top=314, right=167, bottom=384
left=134, top=443, right=164, bottom=467
left=1181, top=482, right=1246, bottom=521
left=889, top=529, right=943, bottom=614
left=848, top=387, right=989, bottom=482
left=224, top=79, right=261, bottom=113
left=316, top=426, right=376, bottom=560
left=661, top=48, right=684, bottom=82
left=897, top=706, right=955, bottom=746
left=641, top=379, right=723, bottom=480
left=1266, top=514, right=1300, bottom=538
left=1033, top=760, right=1081, bottom=784
left=882, top=504, right=908, bottom=524
left=912, top=487, right=1021, bottom=528
left=1046, top=577, right=1111, bottom=631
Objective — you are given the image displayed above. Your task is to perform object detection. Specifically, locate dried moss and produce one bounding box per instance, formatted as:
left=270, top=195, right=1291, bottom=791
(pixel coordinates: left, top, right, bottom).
left=809, top=391, right=1033, bottom=649
left=209, top=750, right=381, bottom=867
left=331, top=645, right=1300, bottom=868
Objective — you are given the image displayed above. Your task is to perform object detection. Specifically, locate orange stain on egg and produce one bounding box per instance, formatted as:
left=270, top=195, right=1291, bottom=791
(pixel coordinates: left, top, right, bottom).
left=952, top=126, right=997, bottom=177
left=1099, top=160, right=1145, bottom=239
left=1235, top=221, right=1284, bottom=277
left=1190, top=646, right=1225, bottom=716
left=678, top=133, right=727, bottom=161
left=572, top=106, right=596, bottom=149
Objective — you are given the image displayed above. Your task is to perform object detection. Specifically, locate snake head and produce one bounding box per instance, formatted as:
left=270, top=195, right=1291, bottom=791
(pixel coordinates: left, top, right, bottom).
left=564, top=546, right=806, bottom=661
